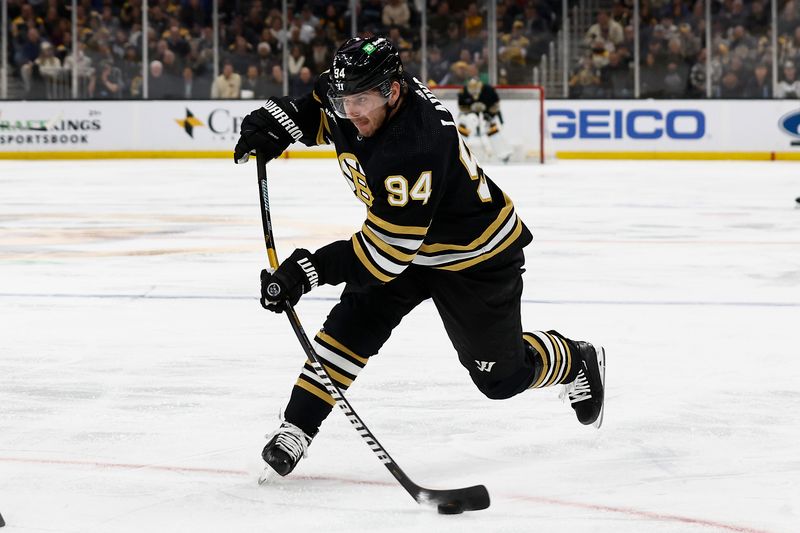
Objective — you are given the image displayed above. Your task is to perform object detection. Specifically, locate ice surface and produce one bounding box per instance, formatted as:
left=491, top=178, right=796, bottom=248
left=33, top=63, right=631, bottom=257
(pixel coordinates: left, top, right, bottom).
left=1, top=159, right=799, bottom=532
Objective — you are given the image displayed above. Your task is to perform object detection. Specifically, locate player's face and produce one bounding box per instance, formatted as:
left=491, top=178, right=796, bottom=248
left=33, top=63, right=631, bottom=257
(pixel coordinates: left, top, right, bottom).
left=330, top=83, right=400, bottom=137
left=334, top=90, right=388, bottom=137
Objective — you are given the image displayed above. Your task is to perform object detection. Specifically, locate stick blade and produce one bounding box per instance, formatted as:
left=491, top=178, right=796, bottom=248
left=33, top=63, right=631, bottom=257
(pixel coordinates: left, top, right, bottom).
left=417, top=484, right=490, bottom=512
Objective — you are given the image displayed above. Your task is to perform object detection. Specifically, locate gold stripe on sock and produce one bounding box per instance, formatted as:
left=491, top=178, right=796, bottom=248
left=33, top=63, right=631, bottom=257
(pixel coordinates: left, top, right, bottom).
left=295, top=377, right=336, bottom=406
left=559, top=336, right=573, bottom=384
left=544, top=332, right=563, bottom=387
left=524, top=333, right=549, bottom=389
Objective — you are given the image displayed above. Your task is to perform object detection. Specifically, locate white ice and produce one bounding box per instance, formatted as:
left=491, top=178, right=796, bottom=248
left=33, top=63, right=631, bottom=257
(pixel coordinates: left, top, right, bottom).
left=1, top=158, right=799, bottom=533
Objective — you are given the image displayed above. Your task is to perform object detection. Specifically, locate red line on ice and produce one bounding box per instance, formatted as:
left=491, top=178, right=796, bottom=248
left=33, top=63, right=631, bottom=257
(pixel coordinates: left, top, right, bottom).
left=0, top=456, right=772, bottom=532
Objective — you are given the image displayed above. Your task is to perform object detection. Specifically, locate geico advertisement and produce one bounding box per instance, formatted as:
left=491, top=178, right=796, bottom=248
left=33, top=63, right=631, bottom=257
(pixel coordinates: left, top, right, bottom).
left=545, top=100, right=800, bottom=151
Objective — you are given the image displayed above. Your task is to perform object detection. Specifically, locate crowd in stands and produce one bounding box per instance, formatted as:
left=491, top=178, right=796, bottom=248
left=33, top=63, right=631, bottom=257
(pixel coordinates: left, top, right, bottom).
left=5, top=0, right=800, bottom=100
left=570, top=0, right=800, bottom=98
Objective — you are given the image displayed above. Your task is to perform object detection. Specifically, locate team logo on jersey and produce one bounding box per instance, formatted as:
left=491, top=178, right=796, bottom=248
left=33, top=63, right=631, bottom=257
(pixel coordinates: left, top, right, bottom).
left=778, top=109, right=800, bottom=146
left=475, top=360, right=496, bottom=372
left=338, top=152, right=374, bottom=207
left=174, top=108, right=204, bottom=138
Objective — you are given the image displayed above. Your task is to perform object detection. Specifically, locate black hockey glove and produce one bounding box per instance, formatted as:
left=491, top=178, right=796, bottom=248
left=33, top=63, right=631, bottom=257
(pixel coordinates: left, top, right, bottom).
left=260, top=249, right=321, bottom=313
left=233, top=101, right=296, bottom=164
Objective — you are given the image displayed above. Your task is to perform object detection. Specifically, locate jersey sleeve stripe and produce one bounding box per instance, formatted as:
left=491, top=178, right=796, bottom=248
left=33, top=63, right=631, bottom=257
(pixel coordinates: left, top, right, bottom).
left=361, top=224, right=419, bottom=262
left=419, top=194, right=514, bottom=253
left=366, top=210, right=429, bottom=236
left=436, top=218, right=524, bottom=271
left=413, top=211, right=519, bottom=266
left=351, top=234, right=396, bottom=283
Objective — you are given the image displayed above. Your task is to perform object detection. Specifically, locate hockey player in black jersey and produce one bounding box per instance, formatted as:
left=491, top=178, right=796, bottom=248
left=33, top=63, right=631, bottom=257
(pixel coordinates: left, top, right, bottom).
left=233, top=36, right=605, bottom=478
left=457, top=77, right=513, bottom=163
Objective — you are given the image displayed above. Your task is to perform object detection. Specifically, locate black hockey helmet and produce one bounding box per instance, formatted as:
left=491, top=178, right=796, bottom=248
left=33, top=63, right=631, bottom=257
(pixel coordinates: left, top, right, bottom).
left=328, top=36, right=404, bottom=108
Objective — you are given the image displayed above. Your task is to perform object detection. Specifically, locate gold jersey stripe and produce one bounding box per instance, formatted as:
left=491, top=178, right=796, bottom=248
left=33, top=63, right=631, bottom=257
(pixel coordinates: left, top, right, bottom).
left=361, top=224, right=418, bottom=263
left=436, top=218, right=523, bottom=271
left=524, top=333, right=549, bottom=389
left=420, top=194, right=514, bottom=254
left=316, top=110, right=327, bottom=145
left=543, top=332, right=564, bottom=387
left=351, top=234, right=395, bottom=283
left=316, top=331, right=370, bottom=365
left=295, top=376, right=336, bottom=406
left=367, top=210, right=429, bottom=236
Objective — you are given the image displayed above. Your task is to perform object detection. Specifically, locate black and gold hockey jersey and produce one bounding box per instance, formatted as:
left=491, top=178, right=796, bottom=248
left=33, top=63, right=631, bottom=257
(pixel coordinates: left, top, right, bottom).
left=458, top=80, right=502, bottom=117
left=270, top=71, right=532, bottom=287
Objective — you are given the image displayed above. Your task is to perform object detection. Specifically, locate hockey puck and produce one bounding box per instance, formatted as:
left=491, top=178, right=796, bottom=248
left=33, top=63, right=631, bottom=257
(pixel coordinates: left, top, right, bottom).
left=437, top=502, right=464, bottom=515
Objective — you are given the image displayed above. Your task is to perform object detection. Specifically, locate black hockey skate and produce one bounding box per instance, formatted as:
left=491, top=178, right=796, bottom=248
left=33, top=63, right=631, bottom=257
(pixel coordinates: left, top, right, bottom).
left=560, top=342, right=605, bottom=428
left=258, top=421, right=313, bottom=483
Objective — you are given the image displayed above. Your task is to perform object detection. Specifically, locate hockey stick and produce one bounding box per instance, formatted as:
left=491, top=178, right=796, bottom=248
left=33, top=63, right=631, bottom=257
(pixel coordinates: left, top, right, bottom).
left=254, top=152, right=490, bottom=513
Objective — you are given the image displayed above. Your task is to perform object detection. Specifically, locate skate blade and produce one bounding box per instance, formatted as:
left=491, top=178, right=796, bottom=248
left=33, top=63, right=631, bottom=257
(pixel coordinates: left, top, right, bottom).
left=257, top=465, right=280, bottom=485
left=592, top=347, right=606, bottom=429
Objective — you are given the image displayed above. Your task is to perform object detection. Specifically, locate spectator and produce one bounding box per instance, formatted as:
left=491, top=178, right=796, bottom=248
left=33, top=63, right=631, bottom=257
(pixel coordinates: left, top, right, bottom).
left=287, top=44, right=306, bottom=78
left=382, top=0, right=411, bottom=30
left=255, top=42, right=277, bottom=77
left=263, top=64, right=285, bottom=98
left=23, top=41, right=61, bottom=99
left=601, top=50, right=633, bottom=97
left=499, top=21, right=530, bottom=84
left=663, top=62, right=688, bottom=98
left=428, top=2, right=451, bottom=42
left=320, top=5, right=346, bottom=37
left=180, top=0, right=209, bottom=32
left=297, top=7, right=319, bottom=44
left=16, top=28, right=43, bottom=71
left=441, top=22, right=463, bottom=64
left=229, top=35, right=253, bottom=76
left=427, top=47, right=450, bottom=86
left=360, top=0, right=384, bottom=30
left=148, top=60, right=170, bottom=98
left=399, top=47, right=420, bottom=78
left=211, top=61, right=242, bottom=99
left=719, top=70, right=745, bottom=98
left=569, top=56, right=602, bottom=98
left=290, top=66, right=314, bottom=97
left=241, top=65, right=269, bottom=100
left=585, top=10, right=624, bottom=48
left=96, top=61, right=123, bottom=99
left=165, top=25, right=190, bottom=59
left=309, top=38, right=332, bottom=75
left=743, top=63, right=772, bottom=98
left=776, top=61, right=800, bottom=98
left=464, top=2, right=483, bottom=37
left=179, top=66, right=199, bottom=99
left=63, top=41, right=94, bottom=77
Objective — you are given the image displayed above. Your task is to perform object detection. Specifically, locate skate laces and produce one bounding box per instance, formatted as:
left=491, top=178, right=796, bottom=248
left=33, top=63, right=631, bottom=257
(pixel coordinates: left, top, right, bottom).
left=267, top=422, right=311, bottom=462
left=559, top=368, right=592, bottom=404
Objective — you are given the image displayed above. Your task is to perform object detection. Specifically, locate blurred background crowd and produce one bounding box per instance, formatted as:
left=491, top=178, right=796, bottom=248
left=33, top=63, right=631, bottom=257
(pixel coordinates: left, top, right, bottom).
left=4, top=0, right=800, bottom=100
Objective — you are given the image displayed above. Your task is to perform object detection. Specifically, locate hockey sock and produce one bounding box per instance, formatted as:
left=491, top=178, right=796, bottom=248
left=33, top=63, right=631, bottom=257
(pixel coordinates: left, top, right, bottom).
left=524, top=330, right=578, bottom=389
left=283, top=330, right=368, bottom=436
